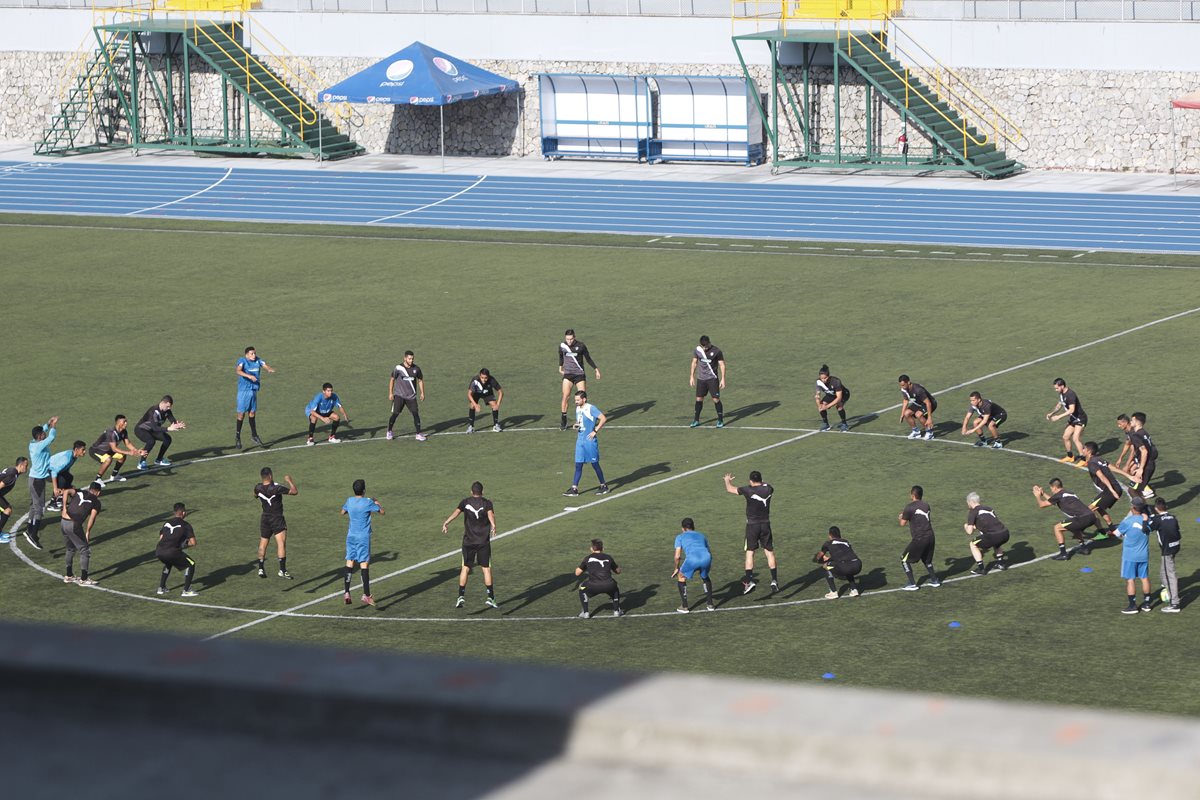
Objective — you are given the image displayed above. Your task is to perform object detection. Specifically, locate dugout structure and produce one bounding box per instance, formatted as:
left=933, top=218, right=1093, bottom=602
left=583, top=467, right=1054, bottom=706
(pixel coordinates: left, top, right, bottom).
left=647, top=76, right=764, bottom=166
left=538, top=74, right=652, bottom=161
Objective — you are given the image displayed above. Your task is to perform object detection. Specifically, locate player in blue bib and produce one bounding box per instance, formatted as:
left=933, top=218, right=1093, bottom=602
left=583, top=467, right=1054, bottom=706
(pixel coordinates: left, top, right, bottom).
left=672, top=518, right=714, bottom=612
left=1114, top=499, right=1153, bottom=614
left=340, top=479, right=384, bottom=607
left=563, top=390, right=609, bottom=497
left=235, top=346, right=275, bottom=450
left=304, top=383, right=350, bottom=445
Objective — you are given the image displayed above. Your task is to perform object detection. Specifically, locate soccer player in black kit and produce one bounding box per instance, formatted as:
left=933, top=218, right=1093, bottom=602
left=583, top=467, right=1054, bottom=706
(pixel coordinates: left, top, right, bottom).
left=441, top=481, right=498, bottom=609
left=1033, top=478, right=1103, bottom=559
left=558, top=329, right=600, bottom=430
left=814, top=365, right=850, bottom=432
left=898, top=375, right=938, bottom=440
left=1081, top=441, right=1123, bottom=534
left=814, top=526, right=862, bottom=598
left=254, top=468, right=297, bottom=579
left=964, top=492, right=1010, bottom=575
left=1046, top=378, right=1087, bottom=464
left=961, top=392, right=1007, bottom=449
left=0, top=457, right=29, bottom=544
left=899, top=485, right=942, bottom=590
left=156, top=503, right=198, bottom=597
left=689, top=335, right=726, bottom=428
left=724, top=470, right=777, bottom=594
left=466, top=368, right=504, bottom=433
left=575, top=539, right=623, bottom=618
left=1125, top=412, right=1159, bottom=499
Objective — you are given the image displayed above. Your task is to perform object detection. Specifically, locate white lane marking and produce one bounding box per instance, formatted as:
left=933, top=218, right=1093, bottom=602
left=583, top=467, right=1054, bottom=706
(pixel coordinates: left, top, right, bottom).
left=3, top=428, right=1067, bottom=625
left=367, top=176, right=486, bottom=224
left=126, top=168, right=233, bottom=216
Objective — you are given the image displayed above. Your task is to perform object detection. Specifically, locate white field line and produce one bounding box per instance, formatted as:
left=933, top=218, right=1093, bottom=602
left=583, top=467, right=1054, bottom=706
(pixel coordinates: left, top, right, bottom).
left=5, top=430, right=1069, bottom=625
left=125, top=168, right=233, bottom=216
left=366, top=176, right=486, bottom=224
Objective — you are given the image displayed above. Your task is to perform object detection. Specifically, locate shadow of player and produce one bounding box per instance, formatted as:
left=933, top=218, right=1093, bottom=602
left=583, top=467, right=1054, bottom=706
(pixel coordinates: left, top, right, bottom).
left=607, top=461, right=670, bottom=490
left=375, top=567, right=460, bottom=610
left=196, top=560, right=258, bottom=589
left=723, top=401, right=780, bottom=423
left=502, top=414, right=543, bottom=430
left=502, top=572, right=578, bottom=614
left=618, top=583, right=659, bottom=612
left=604, top=401, right=656, bottom=421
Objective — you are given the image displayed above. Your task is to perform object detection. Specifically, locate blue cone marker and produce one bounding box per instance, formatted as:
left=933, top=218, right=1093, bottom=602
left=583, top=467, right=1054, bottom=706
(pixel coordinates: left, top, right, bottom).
left=822, top=672, right=836, bottom=680
left=948, top=621, right=962, bottom=629
left=1080, top=566, right=1094, bottom=573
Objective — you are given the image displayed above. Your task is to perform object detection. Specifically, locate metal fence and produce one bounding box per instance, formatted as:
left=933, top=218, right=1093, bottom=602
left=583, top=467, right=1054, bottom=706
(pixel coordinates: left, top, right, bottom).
left=3, top=0, right=1198, bottom=19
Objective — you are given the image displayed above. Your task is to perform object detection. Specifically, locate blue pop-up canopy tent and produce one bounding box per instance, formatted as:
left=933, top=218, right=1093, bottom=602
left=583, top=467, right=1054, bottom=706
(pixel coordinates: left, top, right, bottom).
left=321, top=42, right=520, bottom=168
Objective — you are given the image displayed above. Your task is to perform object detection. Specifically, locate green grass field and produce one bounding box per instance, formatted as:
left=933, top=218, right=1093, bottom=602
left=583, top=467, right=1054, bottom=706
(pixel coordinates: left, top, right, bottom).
left=2, top=213, right=1198, bottom=716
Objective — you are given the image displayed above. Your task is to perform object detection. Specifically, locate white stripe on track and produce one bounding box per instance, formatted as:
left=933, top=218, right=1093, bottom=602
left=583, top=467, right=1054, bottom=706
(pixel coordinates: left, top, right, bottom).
left=367, top=176, right=486, bottom=224
left=125, top=168, right=234, bottom=216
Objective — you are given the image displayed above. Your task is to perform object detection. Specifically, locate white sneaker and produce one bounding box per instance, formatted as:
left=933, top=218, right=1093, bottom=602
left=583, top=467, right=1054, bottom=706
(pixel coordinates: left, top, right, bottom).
left=466, top=425, right=474, bottom=434
left=1142, top=487, right=1155, bottom=498
left=181, top=589, right=199, bottom=598
left=907, top=429, right=921, bottom=440
left=922, top=430, right=935, bottom=441
left=492, top=424, right=502, bottom=432
left=109, top=474, right=127, bottom=483
left=327, top=436, right=341, bottom=444
left=824, top=590, right=839, bottom=599
left=849, top=588, right=860, bottom=597
left=415, top=433, right=427, bottom=442
left=156, top=586, right=166, bottom=595
left=305, top=437, right=315, bottom=446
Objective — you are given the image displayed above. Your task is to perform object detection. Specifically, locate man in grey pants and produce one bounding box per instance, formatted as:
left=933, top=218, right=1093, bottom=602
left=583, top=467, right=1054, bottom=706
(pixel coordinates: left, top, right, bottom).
left=61, top=481, right=103, bottom=586
left=1148, top=497, right=1182, bottom=612
left=25, top=415, right=59, bottom=551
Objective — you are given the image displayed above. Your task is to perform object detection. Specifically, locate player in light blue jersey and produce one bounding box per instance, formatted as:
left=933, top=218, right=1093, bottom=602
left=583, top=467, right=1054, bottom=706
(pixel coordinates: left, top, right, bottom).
left=1114, top=499, right=1153, bottom=614
left=24, top=415, right=58, bottom=550
left=672, top=518, right=714, bottom=612
left=563, top=391, right=609, bottom=497
left=235, top=346, right=275, bottom=450
left=48, top=440, right=87, bottom=511
left=340, top=479, right=384, bottom=607
left=305, top=383, right=350, bottom=446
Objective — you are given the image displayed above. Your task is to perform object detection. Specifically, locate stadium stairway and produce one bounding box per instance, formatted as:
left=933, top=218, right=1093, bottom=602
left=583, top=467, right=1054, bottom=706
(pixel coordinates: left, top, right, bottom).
left=34, top=30, right=133, bottom=156
left=188, top=23, right=363, bottom=161
left=837, top=33, right=1022, bottom=179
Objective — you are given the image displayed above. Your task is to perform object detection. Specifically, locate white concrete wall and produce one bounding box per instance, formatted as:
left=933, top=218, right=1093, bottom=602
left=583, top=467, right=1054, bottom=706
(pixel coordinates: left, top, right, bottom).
left=1, top=8, right=1197, bottom=71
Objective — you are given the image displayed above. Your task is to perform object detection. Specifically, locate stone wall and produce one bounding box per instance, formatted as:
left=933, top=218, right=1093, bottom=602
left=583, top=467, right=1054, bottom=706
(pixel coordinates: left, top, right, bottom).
left=5, top=49, right=1198, bottom=173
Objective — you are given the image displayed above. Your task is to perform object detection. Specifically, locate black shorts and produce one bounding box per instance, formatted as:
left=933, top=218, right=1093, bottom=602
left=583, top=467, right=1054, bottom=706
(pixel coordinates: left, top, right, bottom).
left=580, top=578, right=618, bottom=597
left=973, top=529, right=1010, bottom=551
left=55, top=470, right=74, bottom=491
left=462, top=541, right=492, bottom=568
left=829, top=559, right=862, bottom=579
left=391, top=396, right=419, bottom=415
left=260, top=516, right=287, bottom=538
left=989, top=411, right=1007, bottom=428
left=902, top=536, right=935, bottom=565
left=745, top=521, right=773, bottom=552
left=156, top=549, right=193, bottom=570
left=1136, top=460, right=1157, bottom=487
left=907, top=397, right=937, bottom=414
left=469, top=391, right=497, bottom=404
left=1063, top=514, right=1097, bottom=535
left=696, top=378, right=720, bottom=398
left=1066, top=414, right=1087, bottom=427
left=562, top=373, right=586, bottom=386
left=1092, top=491, right=1120, bottom=515
left=819, top=388, right=850, bottom=406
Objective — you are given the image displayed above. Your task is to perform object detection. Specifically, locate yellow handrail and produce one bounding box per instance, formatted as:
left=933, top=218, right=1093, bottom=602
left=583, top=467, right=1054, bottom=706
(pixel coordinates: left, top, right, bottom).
left=189, top=20, right=318, bottom=132
left=231, top=16, right=323, bottom=101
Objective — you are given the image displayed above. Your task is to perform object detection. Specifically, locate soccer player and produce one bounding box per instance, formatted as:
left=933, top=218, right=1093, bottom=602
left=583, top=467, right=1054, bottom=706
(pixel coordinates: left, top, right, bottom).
left=814, top=365, right=850, bottom=432
left=48, top=440, right=87, bottom=511
left=60, top=481, right=102, bottom=586
left=441, top=481, right=498, bottom=609
left=960, top=392, right=1007, bottom=449
left=1081, top=441, right=1123, bottom=534
left=1032, top=478, right=1103, bottom=560
left=575, top=539, right=623, bottom=618
left=898, top=485, right=941, bottom=589
left=235, top=346, right=274, bottom=449
left=341, top=479, right=384, bottom=607
left=305, top=383, right=350, bottom=446
left=563, top=391, right=609, bottom=497
left=689, top=335, right=726, bottom=429
left=723, top=470, right=777, bottom=594
left=466, top=368, right=504, bottom=433
left=387, top=351, right=426, bottom=442
left=135, top=396, right=186, bottom=470
left=963, top=492, right=1010, bottom=575
left=254, top=468, right=297, bottom=579
left=672, top=517, right=714, bottom=612
left=1113, top=499, right=1153, bottom=614
left=1046, top=378, right=1087, bottom=464
left=24, top=415, right=58, bottom=551
left=0, top=457, right=29, bottom=544
left=898, top=375, right=937, bottom=440
left=1147, top=498, right=1181, bottom=613
left=156, top=503, right=198, bottom=597
left=1115, top=414, right=1136, bottom=473
left=558, top=329, right=600, bottom=431
left=89, top=415, right=145, bottom=484
left=814, top=526, right=862, bottom=598
left=1125, top=412, right=1158, bottom=499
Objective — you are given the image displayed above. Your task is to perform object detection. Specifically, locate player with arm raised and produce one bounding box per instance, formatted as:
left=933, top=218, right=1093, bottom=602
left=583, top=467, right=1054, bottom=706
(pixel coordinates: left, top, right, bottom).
left=254, top=468, right=297, bottom=579
left=558, top=329, right=599, bottom=431
left=689, top=335, right=726, bottom=428
left=442, top=481, right=498, bottom=609
left=724, top=470, right=777, bottom=594
left=235, top=346, right=275, bottom=449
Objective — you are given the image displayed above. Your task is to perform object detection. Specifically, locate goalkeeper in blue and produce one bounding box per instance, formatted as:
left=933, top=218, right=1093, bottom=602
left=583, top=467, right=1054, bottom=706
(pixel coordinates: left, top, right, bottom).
left=305, top=383, right=350, bottom=446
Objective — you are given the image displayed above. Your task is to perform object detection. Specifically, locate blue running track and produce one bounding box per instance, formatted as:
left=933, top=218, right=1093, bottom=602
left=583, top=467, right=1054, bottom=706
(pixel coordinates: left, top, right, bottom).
left=2, top=160, right=1200, bottom=253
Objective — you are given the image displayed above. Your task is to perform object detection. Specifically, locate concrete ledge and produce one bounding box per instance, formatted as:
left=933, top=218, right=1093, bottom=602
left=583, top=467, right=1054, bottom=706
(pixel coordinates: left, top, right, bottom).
left=1, top=621, right=1197, bottom=798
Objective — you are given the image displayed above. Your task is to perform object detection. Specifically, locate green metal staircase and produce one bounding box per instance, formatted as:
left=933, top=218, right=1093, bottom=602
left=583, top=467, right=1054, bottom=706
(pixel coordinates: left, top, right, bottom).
left=837, top=33, right=1021, bottom=178
left=187, top=23, right=362, bottom=161
left=35, top=30, right=132, bottom=156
